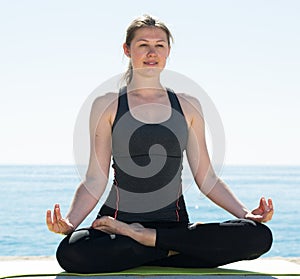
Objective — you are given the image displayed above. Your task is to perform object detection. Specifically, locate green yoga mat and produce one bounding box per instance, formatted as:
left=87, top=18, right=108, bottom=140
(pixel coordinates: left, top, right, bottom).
left=2, top=266, right=300, bottom=279
left=1, top=259, right=300, bottom=278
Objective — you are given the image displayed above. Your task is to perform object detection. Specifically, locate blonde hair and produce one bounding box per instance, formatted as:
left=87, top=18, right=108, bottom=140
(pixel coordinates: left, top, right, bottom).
left=124, top=14, right=174, bottom=84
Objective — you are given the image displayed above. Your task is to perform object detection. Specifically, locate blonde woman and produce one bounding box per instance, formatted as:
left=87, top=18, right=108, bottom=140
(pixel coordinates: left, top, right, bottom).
left=47, top=15, right=273, bottom=273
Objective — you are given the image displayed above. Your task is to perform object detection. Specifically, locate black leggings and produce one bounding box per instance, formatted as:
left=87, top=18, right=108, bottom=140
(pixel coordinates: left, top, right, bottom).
left=56, top=219, right=273, bottom=273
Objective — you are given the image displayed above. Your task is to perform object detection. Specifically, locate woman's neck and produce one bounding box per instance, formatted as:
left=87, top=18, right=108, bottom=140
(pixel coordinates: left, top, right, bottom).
left=127, top=75, right=165, bottom=96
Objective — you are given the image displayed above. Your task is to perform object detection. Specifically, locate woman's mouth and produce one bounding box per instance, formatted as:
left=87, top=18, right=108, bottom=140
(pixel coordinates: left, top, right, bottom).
left=143, top=61, right=158, bottom=66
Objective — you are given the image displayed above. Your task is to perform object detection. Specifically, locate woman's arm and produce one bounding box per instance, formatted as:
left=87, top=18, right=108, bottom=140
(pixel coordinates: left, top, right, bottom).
left=182, top=95, right=273, bottom=222
left=47, top=94, right=117, bottom=233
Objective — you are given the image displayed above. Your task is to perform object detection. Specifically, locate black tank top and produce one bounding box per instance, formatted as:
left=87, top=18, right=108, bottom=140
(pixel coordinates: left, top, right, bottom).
left=98, top=87, right=189, bottom=224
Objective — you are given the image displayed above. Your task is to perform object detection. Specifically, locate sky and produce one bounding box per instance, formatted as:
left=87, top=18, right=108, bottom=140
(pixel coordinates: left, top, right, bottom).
left=0, top=0, right=299, bottom=165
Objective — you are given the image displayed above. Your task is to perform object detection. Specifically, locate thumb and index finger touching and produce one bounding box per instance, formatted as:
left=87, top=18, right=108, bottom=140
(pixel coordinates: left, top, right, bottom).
left=46, top=204, right=74, bottom=234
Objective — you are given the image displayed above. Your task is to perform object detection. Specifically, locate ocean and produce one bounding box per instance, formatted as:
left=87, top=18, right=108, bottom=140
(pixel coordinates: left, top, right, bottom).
left=0, top=165, right=299, bottom=257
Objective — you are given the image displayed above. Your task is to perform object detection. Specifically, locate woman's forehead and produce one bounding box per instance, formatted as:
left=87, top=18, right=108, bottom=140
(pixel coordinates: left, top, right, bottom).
left=132, top=27, right=168, bottom=42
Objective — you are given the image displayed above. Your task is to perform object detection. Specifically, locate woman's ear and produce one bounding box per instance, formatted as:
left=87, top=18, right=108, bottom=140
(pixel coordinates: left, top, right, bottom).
left=123, top=43, right=130, bottom=57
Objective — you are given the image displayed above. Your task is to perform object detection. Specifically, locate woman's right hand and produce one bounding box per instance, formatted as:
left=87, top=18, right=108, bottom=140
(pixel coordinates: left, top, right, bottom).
left=46, top=204, right=74, bottom=235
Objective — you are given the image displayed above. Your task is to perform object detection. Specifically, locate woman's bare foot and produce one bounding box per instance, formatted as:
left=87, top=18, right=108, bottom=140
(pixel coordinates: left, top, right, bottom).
left=92, top=216, right=156, bottom=247
left=92, top=216, right=130, bottom=235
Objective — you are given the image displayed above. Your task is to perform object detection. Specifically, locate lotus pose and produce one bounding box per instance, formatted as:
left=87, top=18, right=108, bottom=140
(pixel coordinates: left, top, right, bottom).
left=46, top=15, right=273, bottom=273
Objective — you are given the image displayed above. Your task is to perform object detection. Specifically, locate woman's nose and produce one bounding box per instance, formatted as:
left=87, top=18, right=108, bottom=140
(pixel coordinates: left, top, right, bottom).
left=147, top=47, right=157, bottom=57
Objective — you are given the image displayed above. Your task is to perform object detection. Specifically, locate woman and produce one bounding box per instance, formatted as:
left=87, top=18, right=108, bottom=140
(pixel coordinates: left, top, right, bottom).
left=46, top=15, right=274, bottom=273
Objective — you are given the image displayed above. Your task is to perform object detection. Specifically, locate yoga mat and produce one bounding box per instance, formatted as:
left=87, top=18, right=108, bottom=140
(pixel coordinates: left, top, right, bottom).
left=1, top=258, right=300, bottom=278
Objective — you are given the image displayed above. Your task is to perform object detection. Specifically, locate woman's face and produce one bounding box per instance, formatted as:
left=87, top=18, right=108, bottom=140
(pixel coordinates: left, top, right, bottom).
left=123, top=27, right=170, bottom=75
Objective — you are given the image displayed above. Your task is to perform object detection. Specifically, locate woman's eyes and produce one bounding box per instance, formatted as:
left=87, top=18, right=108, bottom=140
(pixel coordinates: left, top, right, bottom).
left=139, top=44, right=165, bottom=48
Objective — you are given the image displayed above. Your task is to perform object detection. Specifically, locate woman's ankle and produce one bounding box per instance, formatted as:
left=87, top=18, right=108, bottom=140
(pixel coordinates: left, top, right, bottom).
left=130, top=225, right=156, bottom=247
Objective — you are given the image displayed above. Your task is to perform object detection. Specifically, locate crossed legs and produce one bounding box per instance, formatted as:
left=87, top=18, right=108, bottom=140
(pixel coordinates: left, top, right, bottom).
left=56, top=218, right=272, bottom=273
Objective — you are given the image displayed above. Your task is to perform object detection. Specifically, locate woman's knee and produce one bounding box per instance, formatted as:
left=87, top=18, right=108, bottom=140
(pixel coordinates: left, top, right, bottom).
left=56, top=230, right=141, bottom=273
left=56, top=235, right=76, bottom=272
left=56, top=230, right=92, bottom=273
left=241, top=219, right=273, bottom=254
left=222, top=219, right=273, bottom=256
left=242, top=220, right=273, bottom=257
left=256, top=222, right=273, bottom=254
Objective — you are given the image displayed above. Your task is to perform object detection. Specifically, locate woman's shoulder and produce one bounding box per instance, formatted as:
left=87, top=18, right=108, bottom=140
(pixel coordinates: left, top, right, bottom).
left=176, top=92, right=203, bottom=116
left=90, top=92, right=119, bottom=125
left=92, top=92, right=118, bottom=107
left=91, top=92, right=119, bottom=113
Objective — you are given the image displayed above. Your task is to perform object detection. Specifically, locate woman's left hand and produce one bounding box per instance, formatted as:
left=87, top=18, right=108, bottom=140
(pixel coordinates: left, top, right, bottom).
left=245, top=197, right=274, bottom=223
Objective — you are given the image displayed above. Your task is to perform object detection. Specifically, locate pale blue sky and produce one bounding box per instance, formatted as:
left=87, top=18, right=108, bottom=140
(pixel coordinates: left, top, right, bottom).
left=0, top=0, right=299, bottom=165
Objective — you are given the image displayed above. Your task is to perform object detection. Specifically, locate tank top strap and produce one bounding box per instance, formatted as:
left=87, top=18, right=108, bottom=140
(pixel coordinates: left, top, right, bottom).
left=112, top=86, right=129, bottom=130
left=166, top=88, right=184, bottom=116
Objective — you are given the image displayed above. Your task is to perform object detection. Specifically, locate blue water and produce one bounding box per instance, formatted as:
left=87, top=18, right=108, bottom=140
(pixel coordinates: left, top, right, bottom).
left=0, top=165, right=299, bottom=257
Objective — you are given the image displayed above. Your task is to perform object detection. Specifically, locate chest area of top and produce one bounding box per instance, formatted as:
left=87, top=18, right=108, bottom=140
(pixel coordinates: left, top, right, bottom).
left=126, top=92, right=172, bottom=124
left=112, top=91, right=188, bottom=154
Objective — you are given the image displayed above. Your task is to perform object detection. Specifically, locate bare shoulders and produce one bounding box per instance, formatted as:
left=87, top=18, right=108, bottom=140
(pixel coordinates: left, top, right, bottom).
left=176, top=93, right=204, bottom=126
left=91, top=92, right=119, bottom=126
left=92, top=92, right=118, bottom=108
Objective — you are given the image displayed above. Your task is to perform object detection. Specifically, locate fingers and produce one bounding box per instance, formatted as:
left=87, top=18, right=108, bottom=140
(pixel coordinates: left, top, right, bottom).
left=46, top=204, right=63, bottom=232
left=259, top=197, right=269, bottom=211
left=53, top=204, right=61, bottom=223
left=259, top=197, right=273, bottom=212
left=268, top=198, right=274, bottom=211
left=261, top=197, right=274, bottom=222
left=266, top=198, right=274, bottom=220
left=259, top=197, right=265, bottom=209
left=46, top=209, right=53, bottom=230
left=249, top=197, right=274, bottom=223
